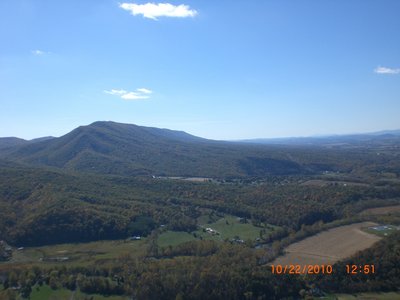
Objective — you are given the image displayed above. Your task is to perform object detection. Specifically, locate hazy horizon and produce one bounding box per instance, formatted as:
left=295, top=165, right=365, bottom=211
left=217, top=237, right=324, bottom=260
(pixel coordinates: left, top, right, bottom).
left=1, top=120, right=399, bottom=141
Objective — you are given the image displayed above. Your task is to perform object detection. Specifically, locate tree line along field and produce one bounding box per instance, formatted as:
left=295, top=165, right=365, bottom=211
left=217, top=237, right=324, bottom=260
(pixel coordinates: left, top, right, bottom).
left=3, top=213, right=276, bottom=266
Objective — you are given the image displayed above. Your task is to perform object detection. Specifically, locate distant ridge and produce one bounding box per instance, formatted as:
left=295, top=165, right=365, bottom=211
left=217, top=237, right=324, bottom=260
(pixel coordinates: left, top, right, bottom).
left=237, top=129, right=400, bottom=146
left=0, top=136, right=55, bottom=149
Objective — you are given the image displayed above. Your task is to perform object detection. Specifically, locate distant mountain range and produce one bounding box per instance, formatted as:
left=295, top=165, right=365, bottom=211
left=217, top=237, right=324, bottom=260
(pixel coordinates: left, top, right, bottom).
left=1, top=122, right=399, bottom=177
left=238, top=130, right=400, bottom=147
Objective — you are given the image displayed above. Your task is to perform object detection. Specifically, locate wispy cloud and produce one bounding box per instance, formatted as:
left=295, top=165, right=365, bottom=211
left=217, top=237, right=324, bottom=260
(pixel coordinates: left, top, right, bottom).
left=136, top=88, right=152, bottom=94
left=31, top=49, right=50, bottom=56
left=374, top=66, right=400, bottom=75
left=119, top=2, right=197, bottom=20
left=104, top=88, right=153, bottom=100
left=104, top=89, right=128, bottom=96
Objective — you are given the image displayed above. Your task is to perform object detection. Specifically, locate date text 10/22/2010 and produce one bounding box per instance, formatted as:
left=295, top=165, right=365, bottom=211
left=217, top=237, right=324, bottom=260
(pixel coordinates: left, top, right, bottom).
left=271, top=264, right=375, bottom=275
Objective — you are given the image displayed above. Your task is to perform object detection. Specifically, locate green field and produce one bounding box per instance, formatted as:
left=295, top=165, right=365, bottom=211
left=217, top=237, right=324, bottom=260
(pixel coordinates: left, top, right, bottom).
left=25, top=284, right=129, bottom=300
left=157, top=231, right=197, bottom=248
left=363, top=224, right=400, bottom=237
left=7, top=239, right=147, bottom=266
left=156, top=214, right=277, bottom=248
left=195, top=214, right=272, bottom=242
left=30, top=285, right=71, bottom=300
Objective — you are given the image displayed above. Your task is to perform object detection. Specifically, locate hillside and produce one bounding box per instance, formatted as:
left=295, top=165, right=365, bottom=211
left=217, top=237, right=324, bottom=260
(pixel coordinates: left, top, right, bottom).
left=0, top=121, right=313, bottom=177
left=0, top=137, right=27, bottom=149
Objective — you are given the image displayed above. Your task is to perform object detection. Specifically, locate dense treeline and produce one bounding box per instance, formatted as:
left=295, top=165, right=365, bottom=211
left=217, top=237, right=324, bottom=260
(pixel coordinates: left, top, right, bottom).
left=0, top=242, right=305, bottom=300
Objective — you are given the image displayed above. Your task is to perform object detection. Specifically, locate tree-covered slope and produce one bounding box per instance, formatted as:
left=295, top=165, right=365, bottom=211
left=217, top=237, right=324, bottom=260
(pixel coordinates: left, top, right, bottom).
left=0, top=137, right=27, bottom=149
left=0, top=121, right=313, bottom=177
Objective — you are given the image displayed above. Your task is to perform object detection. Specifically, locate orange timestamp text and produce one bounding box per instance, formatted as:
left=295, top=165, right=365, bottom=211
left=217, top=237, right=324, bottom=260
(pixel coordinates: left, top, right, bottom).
left=271, top=264, right=333, bottom=275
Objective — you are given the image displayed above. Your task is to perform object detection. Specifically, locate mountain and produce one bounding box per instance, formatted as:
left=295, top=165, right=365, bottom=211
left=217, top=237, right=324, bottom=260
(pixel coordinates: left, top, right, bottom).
left=0, top=121, right=312, bottom=177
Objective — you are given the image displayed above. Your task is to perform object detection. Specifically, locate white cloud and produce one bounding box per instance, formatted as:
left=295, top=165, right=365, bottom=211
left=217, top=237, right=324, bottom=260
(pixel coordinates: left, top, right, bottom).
left=104, top=89, right=128, bottom=95
left=104, top=88, right=153, bottom=100
left=374, top=66, right=400, bottom=75
left=121, top=92, right=149, bottom=100
left=119, top=2, right=197, bottom=20
left=32, top=49, right=48, bottom=56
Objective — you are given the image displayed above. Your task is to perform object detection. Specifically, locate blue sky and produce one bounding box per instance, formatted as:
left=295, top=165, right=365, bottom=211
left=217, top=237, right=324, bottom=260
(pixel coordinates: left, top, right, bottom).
left=1, top=0, right=399, bottom=140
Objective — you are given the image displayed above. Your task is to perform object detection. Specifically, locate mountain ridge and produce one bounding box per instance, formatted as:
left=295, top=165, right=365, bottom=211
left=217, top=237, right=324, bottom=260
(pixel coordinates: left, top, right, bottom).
left=0, top=121, right=312, bottom=177
left=2, top=121, right=399, bottom=178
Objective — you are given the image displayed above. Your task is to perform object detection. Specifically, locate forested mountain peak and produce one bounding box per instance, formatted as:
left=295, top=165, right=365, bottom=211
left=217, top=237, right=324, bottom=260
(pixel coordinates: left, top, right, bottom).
left=82, top=121, right=207, bottom=143
left=0, top=121, right=315, bottom=177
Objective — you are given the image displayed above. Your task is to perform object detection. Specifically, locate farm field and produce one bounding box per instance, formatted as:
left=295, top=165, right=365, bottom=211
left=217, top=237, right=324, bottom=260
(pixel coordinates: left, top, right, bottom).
left=157, top=231, right=197, bottom=248
left=195, top=214, right=270, bottom=242
left=271, top=222, right=381, bottom=266
left=5, top=239, right=147, bottom=266
left=157, top=214, right=274, bottom=247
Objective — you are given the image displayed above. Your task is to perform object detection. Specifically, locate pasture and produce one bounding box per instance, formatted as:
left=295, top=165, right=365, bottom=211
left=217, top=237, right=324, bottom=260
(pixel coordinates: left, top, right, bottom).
left=157, top=231, right=197, bottom=248
left=195, top=214, right=268, bottom=242
left=6, top=239, right=147, bottom=266
left=363, top=224, right=400, bottom=237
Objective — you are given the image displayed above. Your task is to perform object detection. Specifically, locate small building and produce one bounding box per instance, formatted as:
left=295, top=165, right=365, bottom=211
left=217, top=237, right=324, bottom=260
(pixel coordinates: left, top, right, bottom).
left=205, top=228, right=219, bottom=235
left=230, top=238, right=245, bottom=244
